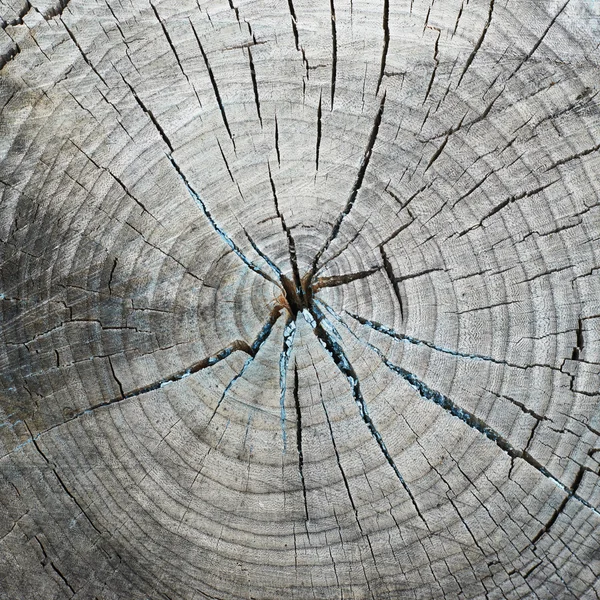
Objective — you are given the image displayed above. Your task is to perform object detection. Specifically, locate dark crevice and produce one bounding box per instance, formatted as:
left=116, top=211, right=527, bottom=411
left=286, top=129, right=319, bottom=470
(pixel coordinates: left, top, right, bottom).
left=380, top=246, right=404, bottom=320
left=150, top=3, right=190, bottom=84
left=25, top=422, right=102, bottom=536
left=457, top=179, right=559, bottom=237
left=268, top=163, right=302, bottom=293
left=286, top=0, right=300, bottom=50
left=68, top=139, right=158, bottom=222
left=311, top=93, right=386, bottom=272
left=40, top=0, right=71, bottom=20
left=227, top=0, right=241, bottom=25
left=310, top=355, right=383, bottom=573
left=35, top=536, right=76, bottom=595
left=243, top=226, right=283, bottom=279
left=394, top=267, right=443, bottom=284
left=50, top=563, right=76, bottom=595
left=0, top=42, right=20, bottom=72
left=531, top=465, right=587, bottom=545
left=167, top=154, right=281, bottom=287
left=315, top=226, right=363, bottom=275
left=323, top=303, right=600, bottom=519
left=207, top=308, right=282, bottom=425
left=316, top=92, right=323, bottom=171
left=108, top=356, right=125, bottom=398
left=507, top=0, right=571, bottom=82
left=546, top=142, right=600, bottom=172
left=73, top=339, right=256, bottom=426
left=424, top=133, right=448, bottom=173
left=485, top=390, right=550, bottom=424
left=329, top=0, right=337, bottom=109
left=453, top=2, right=464, bottom=37
left=60, top=20, right=108, bottom=87
left=121, top=74, right=174, bottom=151
left=190, top=19, right=236, bottom=150
left=274, top=115, right=281, bottom=166
left=313, top=266, right=380, bottom=290
left=572, top=318, right=584, bottom=360
left=279, top=317, right=297, bottom=449
left=349, top=312, right=536, bottom=370
left=247, top=45, right=263, bottom=126
left=456, top=0, right=494, bottom=88
left=423, top=27, right=440, bottom=104
left=217, top=138, right=235, bottom=183
left=0, top=0, right=31, bottom=28
left=306, top=303, right=429, bottom=527
left=293, top=361, right=309, bottom=521
left=376, top=0, right=390, bottom=95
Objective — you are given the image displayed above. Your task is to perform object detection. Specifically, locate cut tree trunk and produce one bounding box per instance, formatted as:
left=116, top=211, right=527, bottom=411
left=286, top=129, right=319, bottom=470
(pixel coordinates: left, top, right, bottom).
left=1, top=0, right=600, bottom=598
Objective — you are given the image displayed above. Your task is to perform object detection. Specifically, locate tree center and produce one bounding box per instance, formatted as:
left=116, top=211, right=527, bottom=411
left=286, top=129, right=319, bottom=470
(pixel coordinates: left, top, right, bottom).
left=279, top=272, right=314, bottom=318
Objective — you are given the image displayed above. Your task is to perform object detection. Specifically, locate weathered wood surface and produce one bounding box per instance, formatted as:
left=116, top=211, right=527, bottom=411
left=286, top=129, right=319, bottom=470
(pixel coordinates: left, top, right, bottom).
left=1, top=0, right=600, bottom=598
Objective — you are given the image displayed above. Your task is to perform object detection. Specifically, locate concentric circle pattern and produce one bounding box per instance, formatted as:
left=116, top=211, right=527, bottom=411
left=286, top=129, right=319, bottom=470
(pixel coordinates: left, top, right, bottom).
left=1, top=0, right=600, bottom=598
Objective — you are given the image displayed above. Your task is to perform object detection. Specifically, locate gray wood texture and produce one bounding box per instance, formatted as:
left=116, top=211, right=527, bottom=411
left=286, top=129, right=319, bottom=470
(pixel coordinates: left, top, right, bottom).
left=1, top=0, right=600, bottom=598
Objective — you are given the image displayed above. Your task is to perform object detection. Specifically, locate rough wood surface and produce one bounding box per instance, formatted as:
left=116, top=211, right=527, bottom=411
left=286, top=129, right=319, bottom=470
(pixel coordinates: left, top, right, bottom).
left=1, top=0, right=600, bottom=598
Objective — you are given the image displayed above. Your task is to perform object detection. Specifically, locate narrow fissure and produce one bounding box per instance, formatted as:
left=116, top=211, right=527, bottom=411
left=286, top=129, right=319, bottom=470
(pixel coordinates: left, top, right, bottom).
left=268, top=163, right=303, bottom=294
left=329, top=0, right=337, bottom=109
left=316, top=92, right=322, bottom=171
left=167, top=154, right=281, bottom=287
left=313, top=266, right=380, bottom=290
left=311, top=93, right=386, bottom=272
left=293, top=362, right=309, bottom=521
left=207, top=308, right=282, bottom=425
left=321, top=300, right=600, bottom=518
left=247, top=45, right=263, bottom=126
left=349, top=312, right=529, bottom=369
left=379, top=246, right=404, bottom=320
left=376, top=0, right=390, bottom=95
left=190, top=19, right=236, bottom=150
left=306, top=302, right=429, bottom=527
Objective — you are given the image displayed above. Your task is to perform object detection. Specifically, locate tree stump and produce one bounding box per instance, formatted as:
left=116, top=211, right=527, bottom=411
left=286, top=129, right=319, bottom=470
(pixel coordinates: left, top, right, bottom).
left=1, top=0, right=600, bottom=598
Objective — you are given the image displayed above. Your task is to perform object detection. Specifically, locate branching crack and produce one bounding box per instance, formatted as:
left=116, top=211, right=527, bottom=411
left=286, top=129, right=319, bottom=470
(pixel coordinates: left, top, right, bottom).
left=311, top=93, right=386, bottom=272
left=320, top=301, right=600, bottom=519
left=207, top=307, right=282, bottom=425
left=167, top=154, right=281, bottom=287
left=305, top=303, right=429, bottom=527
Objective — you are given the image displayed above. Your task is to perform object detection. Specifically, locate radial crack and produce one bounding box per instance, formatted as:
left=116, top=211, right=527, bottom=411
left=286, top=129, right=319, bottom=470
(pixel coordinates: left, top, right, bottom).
left=329, top=0, right=337, bottom=109
left=242, top=226, right=283, bottom=280
left=190, top=19, right=236, bottom=150
left=64, top=339, right=257, bottom=429
left=292, top=361, right=309, bottom=521
left=310, top=352, right=388, bottom=570
left=322, top=302, right=600, bottom=518
left=456, top=0, right=494, bottom=88
left=379, top=246, right=404, bottom=320
left=311, top=93, right=386, bottom=272
left=279, top=317, right=297, bottom=450
left=207, top=307, right=282, bottom=425
left=268, top=163, right=302, bottom=293
left=348, top=312, right=531, bottom=369
left=376, top=0, right=390, bottom=95
left=305, top=303, right=429, bottom=527
left=313, top=266, right=380, bottom=290
left=167, top=155, right=281, bottom=287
